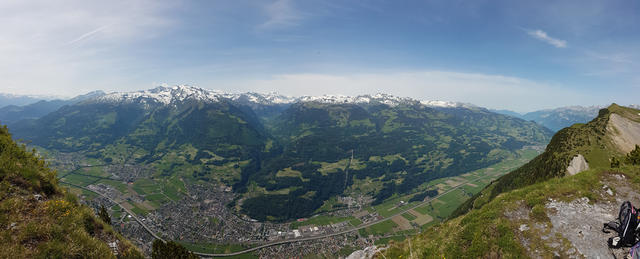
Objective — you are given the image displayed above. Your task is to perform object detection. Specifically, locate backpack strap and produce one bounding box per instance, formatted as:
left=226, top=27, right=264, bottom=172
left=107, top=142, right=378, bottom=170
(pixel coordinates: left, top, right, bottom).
left=609, top=236, right=622, bottom=248
left=604, top=221, right=620, bottom=234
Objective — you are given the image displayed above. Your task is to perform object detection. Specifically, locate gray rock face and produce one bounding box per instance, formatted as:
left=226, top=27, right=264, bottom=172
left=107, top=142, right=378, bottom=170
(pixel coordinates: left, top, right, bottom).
left=566, top=154, right=589, bottom=176
left=546, top=197, right=617, bottom=258
left=346, top=246, right=382, bottom=259
left=607, top=113, right=640, bottom=153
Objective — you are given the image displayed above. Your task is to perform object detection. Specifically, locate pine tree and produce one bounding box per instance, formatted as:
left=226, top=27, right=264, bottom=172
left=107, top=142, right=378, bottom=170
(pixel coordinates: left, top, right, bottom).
left=611, top=156, right=620, bottom=168
left=98, top=204, right=111, bottom=225
left=627, top=145, right=640, bottom=165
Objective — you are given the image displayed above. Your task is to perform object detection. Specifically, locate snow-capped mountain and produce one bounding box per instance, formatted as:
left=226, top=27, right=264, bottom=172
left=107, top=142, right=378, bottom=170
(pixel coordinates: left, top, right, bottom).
left=94, top=85, right=223, bottom=105
left=89, top=85, right=473, bottom=109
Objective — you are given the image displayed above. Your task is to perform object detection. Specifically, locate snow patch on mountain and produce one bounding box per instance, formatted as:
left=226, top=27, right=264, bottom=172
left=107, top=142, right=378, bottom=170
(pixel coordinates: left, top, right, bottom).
left=91, top=85, right=474, bottom=109
left=96, top=85, right=222, bottom=105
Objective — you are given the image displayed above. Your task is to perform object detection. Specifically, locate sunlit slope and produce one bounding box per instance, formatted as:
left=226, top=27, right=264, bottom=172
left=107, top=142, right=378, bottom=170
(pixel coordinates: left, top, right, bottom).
left=384, top=104, right=640, bottom=258
left=0, top=125, right=143, bottom=258
left=456, top=104, right=639, bottom=215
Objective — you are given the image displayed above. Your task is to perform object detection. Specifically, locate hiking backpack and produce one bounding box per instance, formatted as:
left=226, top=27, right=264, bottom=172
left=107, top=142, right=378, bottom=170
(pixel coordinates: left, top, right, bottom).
left=604, top=201, right=640, bottom=248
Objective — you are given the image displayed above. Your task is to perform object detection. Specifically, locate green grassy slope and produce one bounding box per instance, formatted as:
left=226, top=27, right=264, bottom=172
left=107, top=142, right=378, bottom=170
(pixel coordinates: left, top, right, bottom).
left=454, top=104, right=637, bottom=217
left=0, top=125, right=143, bottom=258
left=384, top=104, right=640, bottom=258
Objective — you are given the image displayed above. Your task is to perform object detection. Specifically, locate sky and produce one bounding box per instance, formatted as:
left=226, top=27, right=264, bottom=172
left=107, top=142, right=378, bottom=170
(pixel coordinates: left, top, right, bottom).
left=1, top=0, right=639, bottom=113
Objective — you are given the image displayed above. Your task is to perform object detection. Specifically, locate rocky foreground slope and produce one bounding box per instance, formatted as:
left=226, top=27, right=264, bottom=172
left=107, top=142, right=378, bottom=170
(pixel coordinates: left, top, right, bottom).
left=0, top=125, right=143, bottom=258
left=382, top=104, right=640, bottom=258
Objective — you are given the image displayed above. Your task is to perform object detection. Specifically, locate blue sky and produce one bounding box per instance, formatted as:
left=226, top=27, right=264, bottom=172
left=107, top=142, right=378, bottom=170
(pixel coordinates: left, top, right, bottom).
left=1, top=0, right=639, bottom=112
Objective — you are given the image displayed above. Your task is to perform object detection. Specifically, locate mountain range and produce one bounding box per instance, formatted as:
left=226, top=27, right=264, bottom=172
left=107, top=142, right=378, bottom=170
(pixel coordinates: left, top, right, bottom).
left=3, top=87, right=629, bottom=134
left=493, top=106, right=606, bottom=132
left=0, top=91, right=105, bottom=126
left=7, top=85, right=552, bottom=221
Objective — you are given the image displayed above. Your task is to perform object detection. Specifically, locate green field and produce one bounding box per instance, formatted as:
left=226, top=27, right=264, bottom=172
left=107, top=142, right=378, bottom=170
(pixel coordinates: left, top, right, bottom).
left=349, top=218, right=363, bottom=227
left=61, top=173, right=99, bottom=186
left=130, top=202, right=149, bottom=216
left=110, top=204, right=123, bottom=219
left=145, top=193, right=171, bottom=207
left=401, top=212, right=417, bottom=221
left=96, top=179, right=129, bottom=193
left=163, top=176, right=186, bottom=201
left=413, top=189, right=467, bottom=220
left=60, top=183, right=98, bottom=199
left=132, top=178, right=161, bottom=195
left=360, top=220, right=398, bottom=236
left=372, top=195, right=419, bottom=218
left=78, top=166, right=110, bottom=178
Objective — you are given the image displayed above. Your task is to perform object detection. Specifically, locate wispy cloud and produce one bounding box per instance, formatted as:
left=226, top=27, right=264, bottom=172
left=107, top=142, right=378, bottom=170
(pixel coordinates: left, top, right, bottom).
left=65, top=24, right=111, bottom=46
left=259, top=0, right=303, bottom=29
left=527, top=29, right=567, bottom=48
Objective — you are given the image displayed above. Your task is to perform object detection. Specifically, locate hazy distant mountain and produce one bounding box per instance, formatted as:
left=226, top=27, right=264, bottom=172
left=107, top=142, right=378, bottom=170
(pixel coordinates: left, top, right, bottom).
left=492, top=106, right=612, bottom=132
left=0, top=91, right=105, bottom=126
left=521, top=105, right=604, bottom=132
left=490, top=109, right=523, bottom=119
left=0, top=93, right=49, bottom=107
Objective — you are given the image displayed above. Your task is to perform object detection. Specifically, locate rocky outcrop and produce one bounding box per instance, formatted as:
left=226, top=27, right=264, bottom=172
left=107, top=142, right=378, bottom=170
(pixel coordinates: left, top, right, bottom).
left=346, top=246, right=384, bottom=259
left=607, top=113, right=640, bottom=153
left=566, top=154, right=589, bottom=176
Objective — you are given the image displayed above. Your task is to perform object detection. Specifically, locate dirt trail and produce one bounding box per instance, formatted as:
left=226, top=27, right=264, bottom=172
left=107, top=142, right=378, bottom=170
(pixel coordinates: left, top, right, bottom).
left=543, top=174, right=640, bottom=258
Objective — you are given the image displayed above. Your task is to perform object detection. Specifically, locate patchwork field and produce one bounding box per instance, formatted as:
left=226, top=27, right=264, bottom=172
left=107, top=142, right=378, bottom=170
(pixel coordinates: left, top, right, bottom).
left=408, top=209, right=433, bottom=225
left=392, top=215, right=413, bottom=230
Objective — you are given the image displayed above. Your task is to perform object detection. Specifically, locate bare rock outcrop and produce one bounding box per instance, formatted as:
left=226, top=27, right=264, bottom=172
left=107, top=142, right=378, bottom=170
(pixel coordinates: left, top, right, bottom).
left=607, top=113, right=640, bottom=153
left=566, top=154, right=589, bottom=176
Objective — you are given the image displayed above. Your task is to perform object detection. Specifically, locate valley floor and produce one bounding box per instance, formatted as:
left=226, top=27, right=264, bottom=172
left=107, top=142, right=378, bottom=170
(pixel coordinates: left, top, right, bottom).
left=50, top=148, right=541, bottom=258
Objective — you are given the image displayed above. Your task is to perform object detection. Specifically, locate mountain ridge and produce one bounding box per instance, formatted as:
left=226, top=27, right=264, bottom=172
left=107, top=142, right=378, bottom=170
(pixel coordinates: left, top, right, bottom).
left=0, top=91, right=105, bottom=126
left=86, top=85, right=476, bottom=110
